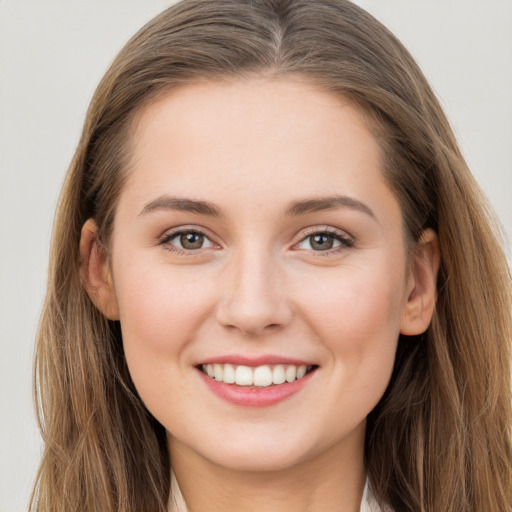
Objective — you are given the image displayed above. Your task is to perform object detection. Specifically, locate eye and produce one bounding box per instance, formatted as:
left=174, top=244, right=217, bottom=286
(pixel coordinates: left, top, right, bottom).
left=295, top=230, right=353, bottom=252
left=161, top=230, right=214, bottom=251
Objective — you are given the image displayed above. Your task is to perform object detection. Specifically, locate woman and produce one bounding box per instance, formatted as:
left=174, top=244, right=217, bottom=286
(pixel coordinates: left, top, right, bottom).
left=31, top=1, right=512, bottom=511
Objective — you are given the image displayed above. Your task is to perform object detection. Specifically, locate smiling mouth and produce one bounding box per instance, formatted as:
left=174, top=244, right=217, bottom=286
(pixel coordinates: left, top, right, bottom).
left=198, top=363, right=318, bottom=388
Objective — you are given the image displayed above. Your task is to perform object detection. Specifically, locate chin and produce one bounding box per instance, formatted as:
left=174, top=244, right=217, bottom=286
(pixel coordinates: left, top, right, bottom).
left=205, top=445, right=310, bottom=473
left=183, top=426, right=338, bottom=474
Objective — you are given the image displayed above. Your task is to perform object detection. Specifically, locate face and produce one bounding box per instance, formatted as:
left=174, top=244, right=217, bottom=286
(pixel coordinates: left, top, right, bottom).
left=86, top=78, right=434, bottom=473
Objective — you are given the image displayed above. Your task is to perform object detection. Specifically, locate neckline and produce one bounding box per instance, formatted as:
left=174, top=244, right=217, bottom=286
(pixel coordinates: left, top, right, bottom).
left=168, top=470, right=383, bottom=512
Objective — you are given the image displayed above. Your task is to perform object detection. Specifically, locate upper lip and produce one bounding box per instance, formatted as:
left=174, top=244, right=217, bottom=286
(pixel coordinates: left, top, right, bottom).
left=197, top=354, right=316, bottom=367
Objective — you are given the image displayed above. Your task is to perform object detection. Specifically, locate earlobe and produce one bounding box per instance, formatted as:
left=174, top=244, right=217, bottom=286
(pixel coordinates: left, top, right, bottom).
left=400, top=229, right=440, bottom=336
left=79, top=219, right=120, bottom=320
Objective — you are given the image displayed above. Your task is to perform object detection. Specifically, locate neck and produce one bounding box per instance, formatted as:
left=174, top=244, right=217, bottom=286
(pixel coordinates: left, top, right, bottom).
left=168, top=427, right=366, bottom=512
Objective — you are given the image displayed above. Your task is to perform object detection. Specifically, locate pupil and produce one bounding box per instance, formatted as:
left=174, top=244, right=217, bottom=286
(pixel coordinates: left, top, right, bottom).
left=180, top=232, right=203, bottom=249
left=311, top=234, right=333, bottom=250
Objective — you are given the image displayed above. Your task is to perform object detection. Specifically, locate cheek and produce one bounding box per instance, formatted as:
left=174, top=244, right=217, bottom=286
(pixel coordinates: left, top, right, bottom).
left=113, top=261, right=216, bottom=361
left=302, top=275, right=402, bottom=422
left=112, top=262, right=219, bottom=420
left=295, top=264, right=405, bottom=346
left=291, top=258, right=406, bottom=406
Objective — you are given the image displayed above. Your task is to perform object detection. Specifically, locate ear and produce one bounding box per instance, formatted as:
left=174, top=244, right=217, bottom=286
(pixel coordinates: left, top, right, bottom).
left=79, top=219, right=120, bottom=320
left=400, top=229, right=440, bottom=335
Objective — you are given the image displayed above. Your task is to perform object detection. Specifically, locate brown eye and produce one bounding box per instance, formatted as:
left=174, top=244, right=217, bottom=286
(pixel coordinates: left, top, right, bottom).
left=162, top=230, right=214, bottom=251
left=180, top=232, right=205, bottom=249
left=310, top=234, right=335, bottom=250
left=296, top=230, right=353, bottom=252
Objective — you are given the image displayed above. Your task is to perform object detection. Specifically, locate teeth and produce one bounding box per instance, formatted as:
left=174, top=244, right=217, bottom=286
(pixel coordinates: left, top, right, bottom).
left=223, top=363, right=235, bottom=384
left=201, top=363, right=313, bottom=387
left=285, top=365, right=297, bottom=383
left=235, top=365, right=253, bottom=386
left=213, top=363, right=223, bottom=381
left=272, top=365, right=286, bottom=384
left=253, top=366, right=273, bottom=386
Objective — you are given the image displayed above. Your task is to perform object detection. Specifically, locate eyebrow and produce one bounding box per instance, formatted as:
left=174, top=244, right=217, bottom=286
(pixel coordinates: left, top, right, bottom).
left=284, top=195, right=376, bottom=219
left=138, top=196, right=221, bottom=217
left=138, top=194, right=375, bottom=220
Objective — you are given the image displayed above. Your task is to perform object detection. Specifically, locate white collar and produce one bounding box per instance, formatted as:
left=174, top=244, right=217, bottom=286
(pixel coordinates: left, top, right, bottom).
left=359, top=479, right=384, bottom=512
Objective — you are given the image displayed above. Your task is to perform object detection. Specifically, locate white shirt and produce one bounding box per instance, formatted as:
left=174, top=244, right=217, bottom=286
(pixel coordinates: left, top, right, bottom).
left=360, top=479, right=384, bottom=512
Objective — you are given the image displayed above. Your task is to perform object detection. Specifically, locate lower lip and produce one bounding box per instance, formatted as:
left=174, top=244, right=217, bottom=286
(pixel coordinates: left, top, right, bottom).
left=197, top=369, right=315, bottom=408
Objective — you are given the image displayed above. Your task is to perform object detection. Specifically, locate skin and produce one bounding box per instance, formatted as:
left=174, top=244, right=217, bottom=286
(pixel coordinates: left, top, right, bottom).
left=81, top=78, right=439, bottom=512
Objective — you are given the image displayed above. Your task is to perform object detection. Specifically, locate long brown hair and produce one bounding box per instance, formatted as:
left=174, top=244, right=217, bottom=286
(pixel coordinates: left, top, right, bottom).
left=31, top=1, right=512, bottom=510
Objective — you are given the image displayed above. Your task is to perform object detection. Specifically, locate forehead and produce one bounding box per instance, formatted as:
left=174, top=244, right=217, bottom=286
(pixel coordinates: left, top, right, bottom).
left=130, top=76, right=378, bottom=151
left=119, top=77, right=398, bottom=225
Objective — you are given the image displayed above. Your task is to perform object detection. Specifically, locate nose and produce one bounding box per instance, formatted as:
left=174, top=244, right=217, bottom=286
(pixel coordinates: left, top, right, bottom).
left=215, top=247, right=293, bottom=336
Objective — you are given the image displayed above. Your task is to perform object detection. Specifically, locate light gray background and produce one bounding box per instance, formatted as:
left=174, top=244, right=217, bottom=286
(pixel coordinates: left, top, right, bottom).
left=1, top=1, right=511, bottom=510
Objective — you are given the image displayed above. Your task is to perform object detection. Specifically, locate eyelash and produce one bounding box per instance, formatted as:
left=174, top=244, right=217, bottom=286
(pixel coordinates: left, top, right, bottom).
left=293, top=227, right=354, bottom=255
left=159, top=228, right=217, bottom=255
left=159, top=227, right=354, bottom=255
